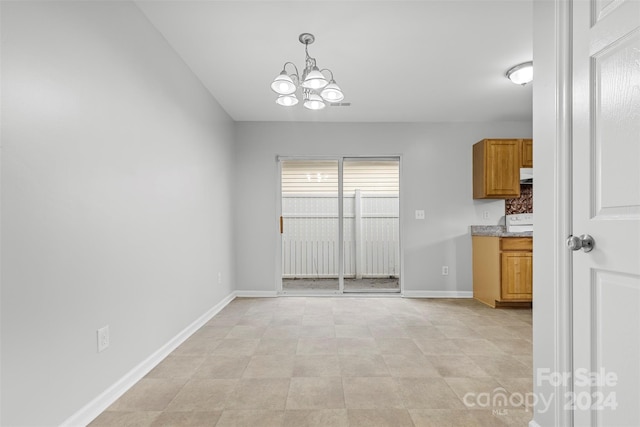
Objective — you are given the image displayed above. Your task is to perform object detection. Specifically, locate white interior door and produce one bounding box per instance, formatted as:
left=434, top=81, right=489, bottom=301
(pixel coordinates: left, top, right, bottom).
left=571, top=1, right=640, bottom=425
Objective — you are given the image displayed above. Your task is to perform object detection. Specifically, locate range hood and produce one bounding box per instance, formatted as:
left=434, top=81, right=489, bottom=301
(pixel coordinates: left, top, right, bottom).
left=520, top=168, right=533, bottom=184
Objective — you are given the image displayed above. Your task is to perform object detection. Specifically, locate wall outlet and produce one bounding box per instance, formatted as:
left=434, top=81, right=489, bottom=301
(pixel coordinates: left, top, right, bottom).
left=483, top=211, right=490, bottom=220
left=415, top=210, right=425, bottom=220
left=218, top=272, right=222, bottom=285
left=442, top=266, right=449, bottom=276
left=97, top=325, right=109, bottom=352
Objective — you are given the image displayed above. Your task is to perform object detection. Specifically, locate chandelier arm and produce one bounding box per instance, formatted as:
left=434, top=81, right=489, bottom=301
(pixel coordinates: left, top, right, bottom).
left=283, top=61, right=300, bottom=81
left=319, top=68, right=334, bottom=81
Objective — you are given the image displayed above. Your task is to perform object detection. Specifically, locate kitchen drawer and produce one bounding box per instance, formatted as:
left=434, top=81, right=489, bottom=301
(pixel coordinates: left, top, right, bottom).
left=501, top=237, right=532, bottom=251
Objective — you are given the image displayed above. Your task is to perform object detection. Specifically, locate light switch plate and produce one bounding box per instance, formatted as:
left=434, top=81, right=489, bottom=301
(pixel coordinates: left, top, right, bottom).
left=97, top=325, right=109, bottom=352
left=415, top=210, right=425, bottom=220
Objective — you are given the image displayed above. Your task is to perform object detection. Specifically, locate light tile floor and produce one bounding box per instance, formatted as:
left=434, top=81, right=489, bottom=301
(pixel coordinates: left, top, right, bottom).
left=90, top=297, right=533, bottom=426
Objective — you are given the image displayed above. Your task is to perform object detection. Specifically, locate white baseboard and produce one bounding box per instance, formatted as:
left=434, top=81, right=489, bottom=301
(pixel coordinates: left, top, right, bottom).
left=234, top=290, right=278, bottom=298
left=237, top=290, right=471, bottom=299
left=61, top=291, right=237, bottom=427
left=402, top=290, right=473, bottom=298
left=279, top=290, right=342, bottom=297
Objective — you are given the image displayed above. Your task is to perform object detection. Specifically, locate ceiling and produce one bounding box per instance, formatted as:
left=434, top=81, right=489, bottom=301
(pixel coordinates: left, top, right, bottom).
left=135, top=0, right=533, bottom=123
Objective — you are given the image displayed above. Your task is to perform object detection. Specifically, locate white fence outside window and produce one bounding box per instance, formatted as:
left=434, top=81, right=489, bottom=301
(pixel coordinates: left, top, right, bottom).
left=282, top=191, right=399, bottom=278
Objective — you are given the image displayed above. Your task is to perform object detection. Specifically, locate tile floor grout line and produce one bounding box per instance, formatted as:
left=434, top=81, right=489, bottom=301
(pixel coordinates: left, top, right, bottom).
left=90, top=297, right=533, bottom=426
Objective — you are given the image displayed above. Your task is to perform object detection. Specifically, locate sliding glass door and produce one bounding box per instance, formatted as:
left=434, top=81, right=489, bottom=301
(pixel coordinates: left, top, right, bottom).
left=280, top=159, right=340, bottom=292
left=279, top=157, right=400, bottom=294
left=343, top=158, right=400, bottom=292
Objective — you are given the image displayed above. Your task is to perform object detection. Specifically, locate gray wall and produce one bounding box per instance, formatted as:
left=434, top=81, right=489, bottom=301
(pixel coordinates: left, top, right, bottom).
left=1, top=2, right=236, bottom=425
left=234, top=122, right=532, bottom=294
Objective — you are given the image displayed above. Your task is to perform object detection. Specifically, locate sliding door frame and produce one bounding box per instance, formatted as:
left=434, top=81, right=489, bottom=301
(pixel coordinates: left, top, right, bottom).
left=276, top=155, right=402, bottom=296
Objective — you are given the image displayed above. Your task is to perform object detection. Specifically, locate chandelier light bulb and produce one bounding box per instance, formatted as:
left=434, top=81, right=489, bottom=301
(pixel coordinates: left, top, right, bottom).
left=320, top=81, right=344, bottom=102
left=304, top=93, right=326, bottom=110
left=271, top=72, right=296, bottom=95
left=275, top=94, right=299, bottom=106
left=301, top=67, right=329, bottom=90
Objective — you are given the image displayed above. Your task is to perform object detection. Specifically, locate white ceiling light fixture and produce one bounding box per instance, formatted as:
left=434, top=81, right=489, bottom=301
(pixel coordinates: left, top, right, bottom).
left=506, top=61, right=533, bottom=86
left=271, top=33, right=344, bottom=110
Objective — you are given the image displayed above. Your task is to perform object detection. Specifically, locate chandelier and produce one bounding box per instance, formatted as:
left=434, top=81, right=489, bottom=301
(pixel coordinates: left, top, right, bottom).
left=270, top=33, right=344, bottom=110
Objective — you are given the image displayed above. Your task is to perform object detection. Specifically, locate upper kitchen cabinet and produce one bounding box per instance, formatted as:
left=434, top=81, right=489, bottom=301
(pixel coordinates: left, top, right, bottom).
left=520, top=139, right=533, bottom=168
left=473, top=139, right=521, bottom=199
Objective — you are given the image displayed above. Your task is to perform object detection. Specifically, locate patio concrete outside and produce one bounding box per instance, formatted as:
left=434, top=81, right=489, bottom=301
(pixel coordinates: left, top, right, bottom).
left=283, top=277, right=400, bottom=292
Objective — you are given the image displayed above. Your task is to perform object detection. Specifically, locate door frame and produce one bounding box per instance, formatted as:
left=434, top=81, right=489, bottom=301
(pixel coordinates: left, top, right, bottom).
left=531, top=0, right=573, bottom=426
left=275, top=155, right=403, bottom=296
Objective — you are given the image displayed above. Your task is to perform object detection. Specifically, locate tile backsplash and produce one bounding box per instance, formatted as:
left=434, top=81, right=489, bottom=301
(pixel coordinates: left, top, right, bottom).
left=505, top=184, right=533, bottom=215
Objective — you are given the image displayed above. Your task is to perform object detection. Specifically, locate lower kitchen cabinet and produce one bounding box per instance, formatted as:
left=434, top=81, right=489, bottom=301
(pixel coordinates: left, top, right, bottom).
left=501, top=251, right=533, bottom=300
left=472, top=235, right=532, bottom=308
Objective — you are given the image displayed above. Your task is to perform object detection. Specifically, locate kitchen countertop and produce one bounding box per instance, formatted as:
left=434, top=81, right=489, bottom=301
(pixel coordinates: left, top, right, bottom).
left=470, top=225, right=533, bottom=238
